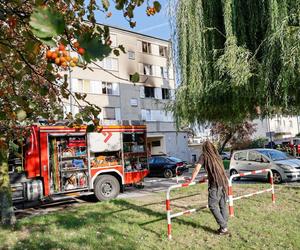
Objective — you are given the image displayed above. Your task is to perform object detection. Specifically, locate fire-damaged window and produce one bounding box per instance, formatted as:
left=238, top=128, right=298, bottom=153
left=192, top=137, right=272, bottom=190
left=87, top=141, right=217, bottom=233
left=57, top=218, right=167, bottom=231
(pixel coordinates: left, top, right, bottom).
left=144, top=86, right=155, bottom=98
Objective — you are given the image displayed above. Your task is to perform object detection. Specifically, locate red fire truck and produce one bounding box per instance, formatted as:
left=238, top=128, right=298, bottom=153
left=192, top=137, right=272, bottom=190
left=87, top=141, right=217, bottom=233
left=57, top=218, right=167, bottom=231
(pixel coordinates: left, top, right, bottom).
left=9, top=121, right=149, bottom=203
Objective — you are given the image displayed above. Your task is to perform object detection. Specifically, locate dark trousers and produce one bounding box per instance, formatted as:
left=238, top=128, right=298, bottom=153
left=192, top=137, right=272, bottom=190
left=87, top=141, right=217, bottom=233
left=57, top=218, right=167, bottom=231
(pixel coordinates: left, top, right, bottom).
left=208, top=186, right=228, bottom=229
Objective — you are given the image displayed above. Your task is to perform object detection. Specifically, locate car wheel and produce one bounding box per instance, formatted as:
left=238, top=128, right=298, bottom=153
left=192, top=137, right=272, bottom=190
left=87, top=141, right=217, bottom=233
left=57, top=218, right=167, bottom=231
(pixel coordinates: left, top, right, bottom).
left=164, top=169, right=173, bottom=178
left=94, top=175, right=120, bottom=201
left=230, top=169, right=240, bottom=181
left=272, top=171, right=282, bottom=184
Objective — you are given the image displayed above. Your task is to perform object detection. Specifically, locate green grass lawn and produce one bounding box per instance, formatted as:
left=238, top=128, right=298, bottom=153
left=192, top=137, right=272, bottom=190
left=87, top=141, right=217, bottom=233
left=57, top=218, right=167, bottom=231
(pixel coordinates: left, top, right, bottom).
left=1, top=184, right=300, bottom=250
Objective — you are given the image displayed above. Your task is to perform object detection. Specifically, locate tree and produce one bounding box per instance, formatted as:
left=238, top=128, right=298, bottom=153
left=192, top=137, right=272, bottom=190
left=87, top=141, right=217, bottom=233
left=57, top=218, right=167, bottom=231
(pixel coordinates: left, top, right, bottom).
left=211, top=121, right=256, bottom=153
left=0, top=0, right=161, bottom=225
left=249, top=137, right=268, bottom=149
left=170, top=0, right=300, bottom=126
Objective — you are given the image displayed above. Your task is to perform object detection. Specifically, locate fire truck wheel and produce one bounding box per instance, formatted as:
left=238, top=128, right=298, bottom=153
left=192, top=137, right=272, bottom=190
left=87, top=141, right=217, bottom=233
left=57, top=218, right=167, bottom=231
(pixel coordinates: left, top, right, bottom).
left=94, top=175, right=120, bottom=201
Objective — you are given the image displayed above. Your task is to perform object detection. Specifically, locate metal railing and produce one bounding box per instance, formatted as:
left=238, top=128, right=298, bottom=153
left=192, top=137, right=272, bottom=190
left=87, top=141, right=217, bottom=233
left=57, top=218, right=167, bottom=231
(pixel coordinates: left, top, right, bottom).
left=166, top=177, right=207, bottom=240
left=228, top=169, right=275, bottom=217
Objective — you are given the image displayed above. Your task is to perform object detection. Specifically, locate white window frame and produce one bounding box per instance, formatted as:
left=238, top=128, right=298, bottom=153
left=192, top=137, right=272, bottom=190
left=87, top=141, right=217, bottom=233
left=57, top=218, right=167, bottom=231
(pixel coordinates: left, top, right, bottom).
left=89, top=80, right=101, bottom=94
left=162, top=88, right=170, bottom=100
left=160, top=66, right=168, bottom=78
left=128, top=51, right=135, bottom=60
left=159, top=46, right=167, bottom=57
left=144, top=86, right=155, bottom=98
left=102, top=107, right=116, bottom=120
left=146, top=109, right=151, bottom=121
left=142, top=41, right=151, bottom=54
left=103, top=58, right=118, bottom=71
left=143, top=64, right=153, bottom=76
left=102, top=82, right=113, bottom=95
left=154, top=87, right=162, bottom=100
left=140, top=86, right=145, bottom=98
left=72, top=78, right=84, bottom=93
left=112, top=83, right=120, bottom=96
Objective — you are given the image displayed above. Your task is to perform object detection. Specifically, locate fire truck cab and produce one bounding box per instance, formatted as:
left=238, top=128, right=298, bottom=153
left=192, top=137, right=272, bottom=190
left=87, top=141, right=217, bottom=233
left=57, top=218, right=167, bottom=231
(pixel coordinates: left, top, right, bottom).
left=9, top=121, right=149, bottom=203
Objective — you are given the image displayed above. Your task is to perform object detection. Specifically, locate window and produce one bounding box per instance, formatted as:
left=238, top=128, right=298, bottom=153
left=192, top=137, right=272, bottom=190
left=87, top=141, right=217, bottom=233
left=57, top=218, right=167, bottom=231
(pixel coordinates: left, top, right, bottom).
left=152, top=141, right=161, bottom=147
left=100, top=82, right=120, bottom=96
left=154, top=157, right=166, bottom=164
left=89, top=81, right=101, bottom=94
left=160, top=67, right=168, bottom=78
left=144, top=86, right=155, bottom=98
left=289, top=120, right=293, bottom=128
left=159, top=46, right=167, bottom=57
left=130, top=98, right=138, bottom=107
left=102, top=82, right=112, bottom=95
left=192, top=154, right=197, bottom=163
left=146, top=109, right=151, bottom=121
left=248, top=151, right=262, bottom=162
left=103, top=58, right=118, bottom=71
left=142, top=41, right=151, bottom=53
left=160, top=67, right=167, bottom=78
left=128, top=51, right=135, bottom=60
left=162, top=88, right=170, bottom=100
left=72, top=79, right=83, bottom=93
left=234, top=151, right=247, bottom=161
left=143, top=64, right=153, bottom=75
left=102, top=107, right=115, bottom=120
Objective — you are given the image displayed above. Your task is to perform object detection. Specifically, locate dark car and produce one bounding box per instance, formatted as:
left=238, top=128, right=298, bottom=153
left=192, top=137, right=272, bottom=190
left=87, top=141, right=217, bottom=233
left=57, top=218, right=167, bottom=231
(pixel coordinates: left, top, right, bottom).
left=148, top=156, right=187, bottom=178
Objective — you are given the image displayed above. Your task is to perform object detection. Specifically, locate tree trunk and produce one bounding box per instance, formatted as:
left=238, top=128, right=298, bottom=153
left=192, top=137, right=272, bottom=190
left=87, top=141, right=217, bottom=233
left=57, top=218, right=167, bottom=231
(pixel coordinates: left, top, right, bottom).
left=0, top=148, right=16, bottom=225
left=219, top=133, right=232, bottom=154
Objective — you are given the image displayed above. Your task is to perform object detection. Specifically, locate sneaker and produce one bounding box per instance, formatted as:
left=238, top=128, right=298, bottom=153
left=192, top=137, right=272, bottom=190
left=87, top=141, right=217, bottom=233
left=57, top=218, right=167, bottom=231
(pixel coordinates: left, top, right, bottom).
left=218, top=228, right=229, bottom=235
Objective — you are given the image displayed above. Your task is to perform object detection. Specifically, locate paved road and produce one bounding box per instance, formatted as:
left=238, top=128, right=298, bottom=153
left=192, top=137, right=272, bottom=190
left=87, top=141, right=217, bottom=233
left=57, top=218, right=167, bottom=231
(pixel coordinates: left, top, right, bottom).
left=120, top=170, right=300, bottom=199
left=119, top=172, right=200, bottom=199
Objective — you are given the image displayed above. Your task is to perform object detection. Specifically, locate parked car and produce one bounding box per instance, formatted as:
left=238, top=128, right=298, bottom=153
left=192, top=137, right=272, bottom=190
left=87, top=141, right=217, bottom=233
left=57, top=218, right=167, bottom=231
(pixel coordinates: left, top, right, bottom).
left=148, top=156, right=187, bottom=178
left=230, top=148, right=300, bottom=184
left=220, top=151, right=231, bottom=160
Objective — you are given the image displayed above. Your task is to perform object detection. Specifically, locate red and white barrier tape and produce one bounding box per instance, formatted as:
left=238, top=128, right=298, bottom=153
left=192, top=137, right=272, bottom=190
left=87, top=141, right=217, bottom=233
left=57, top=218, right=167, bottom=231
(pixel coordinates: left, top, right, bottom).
left=166, top=177, right=207, bottom=240
left=228, top=168, right=275, bottom=217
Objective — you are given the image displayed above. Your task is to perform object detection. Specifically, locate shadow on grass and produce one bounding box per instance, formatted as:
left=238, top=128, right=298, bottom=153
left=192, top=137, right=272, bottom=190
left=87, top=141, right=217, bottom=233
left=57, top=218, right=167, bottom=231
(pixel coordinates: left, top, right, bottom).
left=7, top=193, right=215, bottom=249
left=111, top=199, right=215, bottom=234
left=107, top=192, right=204, bottom=217
left=8, top=207, right=140, bottom=250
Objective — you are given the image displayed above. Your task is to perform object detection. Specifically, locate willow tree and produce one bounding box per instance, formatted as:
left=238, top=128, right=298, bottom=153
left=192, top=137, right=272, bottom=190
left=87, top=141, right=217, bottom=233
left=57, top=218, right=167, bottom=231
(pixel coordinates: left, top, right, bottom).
left=170, top=0, right=300, bottom=126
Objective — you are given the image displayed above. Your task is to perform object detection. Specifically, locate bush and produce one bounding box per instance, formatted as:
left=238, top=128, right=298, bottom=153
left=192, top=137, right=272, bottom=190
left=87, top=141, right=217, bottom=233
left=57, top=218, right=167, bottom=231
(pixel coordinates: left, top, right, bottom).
left=249, top=137, right=268, bottom=148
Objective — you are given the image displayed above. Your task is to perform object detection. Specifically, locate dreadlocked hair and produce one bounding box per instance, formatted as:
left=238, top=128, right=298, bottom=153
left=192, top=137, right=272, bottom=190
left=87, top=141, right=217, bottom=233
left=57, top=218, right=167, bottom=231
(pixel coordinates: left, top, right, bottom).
left=202, top=141, right=228, bottom=192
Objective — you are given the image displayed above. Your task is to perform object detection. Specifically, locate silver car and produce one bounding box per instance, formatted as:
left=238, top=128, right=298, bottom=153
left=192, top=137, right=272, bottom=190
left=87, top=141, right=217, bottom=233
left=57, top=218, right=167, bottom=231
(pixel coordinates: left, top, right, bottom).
left=230, top=149, right=300, bottom=184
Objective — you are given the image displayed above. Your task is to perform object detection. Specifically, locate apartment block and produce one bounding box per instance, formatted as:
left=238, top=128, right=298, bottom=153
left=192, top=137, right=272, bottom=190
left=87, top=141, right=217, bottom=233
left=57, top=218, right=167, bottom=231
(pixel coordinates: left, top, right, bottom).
left=65, top=25, right=189, bottom=161
left=253, top=115, right=300, bottom=141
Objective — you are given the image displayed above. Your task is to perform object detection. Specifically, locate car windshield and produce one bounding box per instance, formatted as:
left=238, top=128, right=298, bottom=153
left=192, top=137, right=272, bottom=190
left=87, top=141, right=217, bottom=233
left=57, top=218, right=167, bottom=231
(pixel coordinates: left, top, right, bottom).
left=168, top=157, right=182, bottom=162
left=257, top=150, right=290, bottom=161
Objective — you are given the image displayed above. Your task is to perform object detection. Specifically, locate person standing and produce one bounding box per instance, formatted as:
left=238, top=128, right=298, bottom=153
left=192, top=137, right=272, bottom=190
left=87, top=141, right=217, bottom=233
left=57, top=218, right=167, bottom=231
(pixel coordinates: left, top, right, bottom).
left=189, top=140, right=229, bottom=235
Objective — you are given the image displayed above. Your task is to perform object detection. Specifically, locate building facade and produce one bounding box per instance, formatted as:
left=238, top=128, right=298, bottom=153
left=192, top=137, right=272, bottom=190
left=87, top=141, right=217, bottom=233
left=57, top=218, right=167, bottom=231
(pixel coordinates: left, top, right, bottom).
left=65, top=25, right=189, bottom=161
left=191, top=115, right=300, bottom=147
left=252, top=115, right=300, bottom=142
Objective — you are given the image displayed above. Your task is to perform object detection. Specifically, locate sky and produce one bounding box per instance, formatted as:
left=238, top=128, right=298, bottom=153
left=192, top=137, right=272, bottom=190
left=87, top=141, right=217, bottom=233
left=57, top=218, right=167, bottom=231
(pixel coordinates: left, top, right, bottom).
left=95, top=0, right=171, bottom=40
